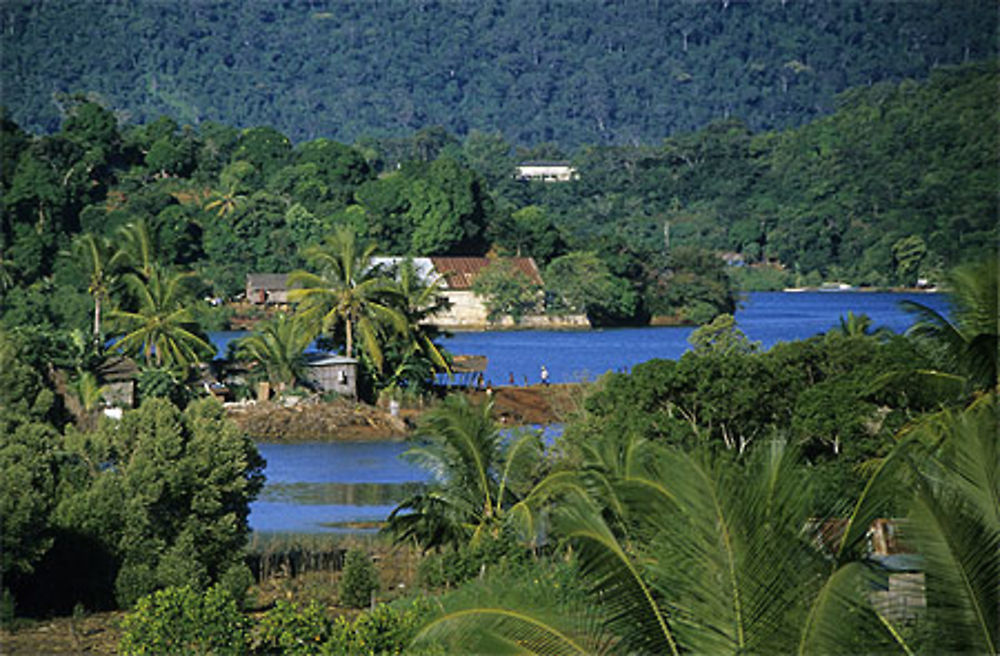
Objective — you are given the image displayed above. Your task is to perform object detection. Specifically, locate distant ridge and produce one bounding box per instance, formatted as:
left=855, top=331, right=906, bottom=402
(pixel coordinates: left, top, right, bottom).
left=2, top=0, right=995, bottom=145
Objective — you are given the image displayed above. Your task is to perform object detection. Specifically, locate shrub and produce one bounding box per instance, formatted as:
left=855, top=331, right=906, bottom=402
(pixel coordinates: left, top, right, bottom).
left=417, top=529, right=529, bottom=590
left=327, top=598, right=439, bottom=656
left=119, top=584, right=249, bottom=655
left=252, top=599, right=332, bottom=655
left=339, top=548, right=379, bottom=609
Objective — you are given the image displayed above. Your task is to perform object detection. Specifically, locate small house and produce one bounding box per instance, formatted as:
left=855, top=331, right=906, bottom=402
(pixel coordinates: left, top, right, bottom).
left=305, top=354, right=358, bottom=398
left=99, top=356, right=139, bottom=408
left=246, top=273, right=290, bottom=305
left=515, top=161, right=578, bottom=182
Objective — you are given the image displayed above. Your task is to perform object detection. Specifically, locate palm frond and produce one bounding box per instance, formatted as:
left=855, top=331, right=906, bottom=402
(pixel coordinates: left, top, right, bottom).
left=555, top=499, right=680, bottom=656
left=412, top=579, right=609, bottom=656
left=797, top=561, right=911, bottom=656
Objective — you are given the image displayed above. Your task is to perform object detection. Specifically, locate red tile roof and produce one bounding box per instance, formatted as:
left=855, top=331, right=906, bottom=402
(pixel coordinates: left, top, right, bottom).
left=429, top=257, right=543, bottom=289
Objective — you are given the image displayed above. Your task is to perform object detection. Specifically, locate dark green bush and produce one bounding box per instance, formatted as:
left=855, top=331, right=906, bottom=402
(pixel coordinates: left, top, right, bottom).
left=339, top=548, right=379, bottom=609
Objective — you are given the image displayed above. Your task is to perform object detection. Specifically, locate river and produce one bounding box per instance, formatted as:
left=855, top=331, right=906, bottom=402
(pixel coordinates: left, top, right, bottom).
left=241, top=290, right=946, bottom=533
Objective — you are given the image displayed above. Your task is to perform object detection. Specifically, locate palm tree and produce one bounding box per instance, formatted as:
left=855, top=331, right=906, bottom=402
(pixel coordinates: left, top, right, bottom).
left=287, top=225, right=406, bottom=371
left=834, top=310, right=892, bottom=339
left=412, top=433, right=923, bottom=655
left=70, top=232, right=117, bottom=343
left=112, top=220, right=155, bottom=280
left=108, top=266, right=213, bottom=369
left=393, top=257, right=451, bottom=374
left=386, top=394, right=545, bottom=551
left=902, top=257, right=998, bottom=393
left=233, top=313, right=312, bottom=390
left=890, top=394, right=998, bottom=654
left=373, top=257, right=453, bottom=391
left=204, top=183, right=246, bottom=218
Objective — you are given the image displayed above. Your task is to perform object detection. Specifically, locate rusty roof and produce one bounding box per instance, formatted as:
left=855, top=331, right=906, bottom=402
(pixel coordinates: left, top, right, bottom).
left=429, top=257, right=543, bottom=290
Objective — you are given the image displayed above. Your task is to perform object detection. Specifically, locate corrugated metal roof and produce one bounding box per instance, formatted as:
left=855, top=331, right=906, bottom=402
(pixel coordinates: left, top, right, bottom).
left=429, top=257, right=543, bottom=289
left=247, top=273, right=289, bottom=289
left=305, top=353, right=358, bottom=366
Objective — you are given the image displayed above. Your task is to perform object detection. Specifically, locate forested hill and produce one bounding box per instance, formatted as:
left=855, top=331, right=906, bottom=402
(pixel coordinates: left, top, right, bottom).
left=2, top=0, right=995, bottom=146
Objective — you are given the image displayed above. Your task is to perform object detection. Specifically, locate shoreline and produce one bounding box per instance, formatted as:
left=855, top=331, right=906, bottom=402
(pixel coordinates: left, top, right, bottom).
left=228, top=384, right=584, bottom=442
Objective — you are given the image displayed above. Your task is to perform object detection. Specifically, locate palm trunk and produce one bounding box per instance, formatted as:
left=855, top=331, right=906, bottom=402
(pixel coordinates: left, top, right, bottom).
left=345, top=319, right=353, bottom=359
left=93, top=295, right=102, bottom=344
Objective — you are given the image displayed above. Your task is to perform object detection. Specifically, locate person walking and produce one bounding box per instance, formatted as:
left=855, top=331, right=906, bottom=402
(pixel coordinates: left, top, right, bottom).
left=540, top=365, right=549, bottom=386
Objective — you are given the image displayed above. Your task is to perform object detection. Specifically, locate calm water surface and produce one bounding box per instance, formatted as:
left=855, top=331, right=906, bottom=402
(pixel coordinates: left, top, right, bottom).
left=242, top=291, right=946, bottom=533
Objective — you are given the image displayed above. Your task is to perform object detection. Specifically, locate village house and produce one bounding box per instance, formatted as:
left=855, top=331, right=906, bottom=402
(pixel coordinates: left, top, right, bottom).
left=515, top=161, right=578, bottom=182
left=246, top=273, right=290, bottom=304
left=370, top=256, right=588, bottom=329
left=252, top=257, right=589, bottom=330
left=304, top=353, right=358, bottom=398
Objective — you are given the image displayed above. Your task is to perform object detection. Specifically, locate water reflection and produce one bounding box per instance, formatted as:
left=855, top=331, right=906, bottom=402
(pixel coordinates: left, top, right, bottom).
left=261, top=481, right=425, bottom=506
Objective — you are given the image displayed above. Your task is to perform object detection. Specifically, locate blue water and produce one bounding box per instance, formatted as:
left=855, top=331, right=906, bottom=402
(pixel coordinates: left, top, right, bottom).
left=251, top=441, right=424, bottom=533
left=236, top=291, right=947, bottom=533
left=438, top=291, right=947, bottom=386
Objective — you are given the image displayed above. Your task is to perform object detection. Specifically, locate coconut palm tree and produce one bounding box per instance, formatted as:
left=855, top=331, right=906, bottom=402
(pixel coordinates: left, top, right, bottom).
left=69, top=232, right=116, bottom=343
left=890, top=394, right=998, bottom=654
left=392, top=257, right=451, bottom=374
left=233, top=313, right=312, bottom=390
left=902, top=257, right=998, bottom=393
left=108, top=266, right=213, bottom=369
left=386, top=394, right=545, bottom=551
left=203, top=182, right=246, bottom=218
left=112, top=219, right=156, bottom=280
left=287, top=225, right=406, bottom=371
left=412, top=432, right=926, bottom=655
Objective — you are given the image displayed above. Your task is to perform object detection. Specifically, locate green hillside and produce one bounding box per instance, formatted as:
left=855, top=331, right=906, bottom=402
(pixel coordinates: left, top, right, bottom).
left=2, top=63, right=996, bottom=332
left=2, top=0, right=995, bottom=146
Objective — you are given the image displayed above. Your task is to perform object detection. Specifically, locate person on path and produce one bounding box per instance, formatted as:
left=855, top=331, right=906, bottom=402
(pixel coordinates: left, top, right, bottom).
left=540, top=365, right=549, bottom=386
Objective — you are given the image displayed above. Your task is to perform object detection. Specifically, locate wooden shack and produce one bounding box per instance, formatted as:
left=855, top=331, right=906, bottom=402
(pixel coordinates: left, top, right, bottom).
left=246, top=273, right=290, bottom=305
left=99, top=356, right=139, bottom=408
left=305, top=353, right=358, bottom=398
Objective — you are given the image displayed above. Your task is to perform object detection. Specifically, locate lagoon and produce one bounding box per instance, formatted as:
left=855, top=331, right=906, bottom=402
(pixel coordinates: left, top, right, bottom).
left=244, top=291, right=947, bottom=533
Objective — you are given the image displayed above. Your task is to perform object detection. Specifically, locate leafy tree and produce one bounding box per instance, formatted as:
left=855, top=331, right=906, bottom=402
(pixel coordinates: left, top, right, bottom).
left=471, top=259, right=541, bottom=323
left=407, top=157, right=491, bottom=255
left=490, top=205, right=565, bottom=264
left=0, top=418, right=59, bottom=586
left=232, top=126, right=292, bottom=186
left=545, top=251, right=637, bottom=325
left=891, top=235, right=927, bottom=286
left=687, top=313, right=760, bottom=356
left=53, top=398, right=265, bottom=608
left=339, top=548, right=379, bottom=609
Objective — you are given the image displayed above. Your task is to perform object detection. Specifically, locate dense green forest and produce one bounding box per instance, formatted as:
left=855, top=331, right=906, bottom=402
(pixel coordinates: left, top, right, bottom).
left=1, top=62, right=996, bottom=340
left=2, top=0, right=995, bottom=146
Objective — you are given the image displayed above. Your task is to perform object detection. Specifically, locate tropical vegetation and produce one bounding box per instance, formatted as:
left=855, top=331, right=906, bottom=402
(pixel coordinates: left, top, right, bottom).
left=1, top=9, right=997, bottom=648
left=5, top=1, right=994, bottom=146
